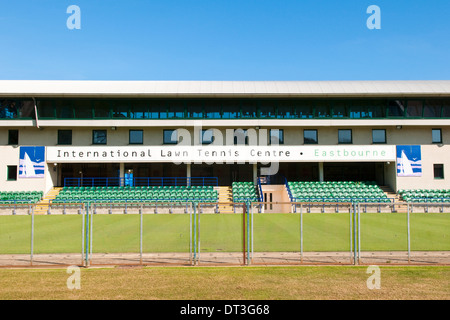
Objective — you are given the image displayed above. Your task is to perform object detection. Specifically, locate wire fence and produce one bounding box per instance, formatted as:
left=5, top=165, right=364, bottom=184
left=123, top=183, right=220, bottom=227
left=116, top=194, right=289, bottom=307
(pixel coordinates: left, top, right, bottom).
left=0, top=201, right=449, bottom=267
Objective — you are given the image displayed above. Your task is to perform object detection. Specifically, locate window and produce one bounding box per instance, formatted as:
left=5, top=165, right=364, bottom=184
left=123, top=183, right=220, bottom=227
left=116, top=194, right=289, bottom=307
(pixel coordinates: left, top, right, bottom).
left=432, top=129, right=442, bottom=144
left=372, top=129, right=386, bottom=144
left=7, top=165, right=17, bottom=181
left=423, top=100, right=442, bottom=118
left=338, top=129, right=352, bottom=144
left=201, top=129, right=214, bottom=145
left=304, top=129, right=318, bottom=144
left=406, top=100, right=423, bottom=117
left=58, top=130, right=72, bottom=145
left=387, top=100, right=405, bottom=117
left=434, top=164, right=444, bottom=179
left=92, top=130, right=107, bottom=145
left=234, top=129, right=248, bottom=145
left=8, top=130, right=18, bottom=145
left=163, top=129, right=178, bottom=144
left=269, top=129, right=284, bottom=145
left=129, top=130, right=143, bottom=144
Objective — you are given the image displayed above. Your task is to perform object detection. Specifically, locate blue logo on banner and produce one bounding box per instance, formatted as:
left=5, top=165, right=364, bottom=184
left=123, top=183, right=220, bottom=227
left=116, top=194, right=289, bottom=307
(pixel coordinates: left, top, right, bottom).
left=19, top=146, right=45, bottom=178
left=396, top=145, right=422, bottom=177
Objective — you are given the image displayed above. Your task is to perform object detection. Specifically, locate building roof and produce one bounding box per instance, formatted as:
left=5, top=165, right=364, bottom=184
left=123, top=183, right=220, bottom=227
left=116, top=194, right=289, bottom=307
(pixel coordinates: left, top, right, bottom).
left=0, top=80, right=450, bottom=98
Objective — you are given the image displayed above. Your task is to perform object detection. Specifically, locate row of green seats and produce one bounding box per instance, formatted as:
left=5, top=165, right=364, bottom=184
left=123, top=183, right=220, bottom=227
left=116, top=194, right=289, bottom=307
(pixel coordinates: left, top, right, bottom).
left=0, top=191, right=43, bottom=204
left=288, top=181, right=389, bottom=203
left=232, top=182, right=259, bottom=202
left=398, top=189, right=450, bottom=202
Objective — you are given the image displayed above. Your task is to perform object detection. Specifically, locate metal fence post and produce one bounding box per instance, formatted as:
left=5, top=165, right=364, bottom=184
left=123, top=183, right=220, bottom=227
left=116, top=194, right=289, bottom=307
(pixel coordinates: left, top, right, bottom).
left=300, top=203, right=303, bottom=264
left=30, top=204, right=34, bottom=266
left=140, top=203, right=143, bottom=265
left=407, top=203, right=411, bottom=264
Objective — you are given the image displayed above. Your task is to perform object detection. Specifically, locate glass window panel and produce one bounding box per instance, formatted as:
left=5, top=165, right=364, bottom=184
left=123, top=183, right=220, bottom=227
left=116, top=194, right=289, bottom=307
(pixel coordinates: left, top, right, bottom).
left=338, top=129, right=352, bottom=144
left=434, top=164, right=444, bottom=179
left=270, top=129, right=284, bottom=145
left=8, top=130, right=19, bottom=145
left=241, top=101, right=257, bottom=118
left=204, top=101, right=221, bottom=119
left=7, top=166, right=17, bottom=181
left=201, top=129, right=214, bottom=144
left=38, top=99, right=58, bottom=118
left=163, top=129, right=178, bottom=144
left=304, top=129, right=318, bottom=144
left=167, top=101, right=185, bottom=119
left=73, top=100, right=93, bottom=118
left=93, top=100, right=111, bottom=118
left=222, top=101, right=240, bottom=119
left=130, top=101, right=149, bottom=119
left=113, top=101, right=129, bottom=118
left=423, top=100, right=442, bottom=118
left=294, top=101, right=313, bottom=118
left=432, top=129, right=442, bottom=144
left=387, top=100, right=405, bottom=117
left=315, top=101, right=331, bottom=118
left=148, top=101, right=166, bottom=119
left=186, top=101, right=203, bottom=118
left=58, top=130, right=72, bottom=145
left=129, top=130, right=143, bottom=144
left=442, top=100, right=450, bottom=118
left=92, top=130, right=107, bottom=144
left=234, top=129, right=248, bottom=145
left=259, top=101, right=276, bottom=118
left=372, top=129, right=386, bottom=144
left=332, top=101, right=347, bottom=118
left=277, top=102, right=294, bottom=119
left=406, top=100, right=423, bottom=117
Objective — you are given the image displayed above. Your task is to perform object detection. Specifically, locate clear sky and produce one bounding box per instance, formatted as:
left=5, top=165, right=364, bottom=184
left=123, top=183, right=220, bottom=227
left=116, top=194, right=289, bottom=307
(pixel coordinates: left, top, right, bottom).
left=0, top=0, right=449, bottom=81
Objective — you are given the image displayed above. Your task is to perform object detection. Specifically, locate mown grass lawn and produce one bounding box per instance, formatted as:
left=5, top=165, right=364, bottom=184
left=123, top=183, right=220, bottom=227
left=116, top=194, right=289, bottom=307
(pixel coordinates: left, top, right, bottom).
left=0, top=212, right=448, bottom=254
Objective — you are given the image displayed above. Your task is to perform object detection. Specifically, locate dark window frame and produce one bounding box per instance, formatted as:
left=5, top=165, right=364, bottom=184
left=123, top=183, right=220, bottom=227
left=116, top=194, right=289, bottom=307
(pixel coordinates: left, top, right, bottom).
left=338, top=129, right=353, bottom=144
left=372, top=129, right=386, bottom=144
left=434, top=164, right=444, bottom=180
left=7, top=165, right=17, bottom=181
left=432, top=128, right=442, bottom=144
left=163, top=129, right=178, bottom=145
left=303, top=129, right=318, bottom=145
left=129, top=129, right=144, bottom=145
left=57, top=130, right=72, bottom=145
left=8, top=129, right=19, bottom=145
left=92, top=130, right=107, bottom=145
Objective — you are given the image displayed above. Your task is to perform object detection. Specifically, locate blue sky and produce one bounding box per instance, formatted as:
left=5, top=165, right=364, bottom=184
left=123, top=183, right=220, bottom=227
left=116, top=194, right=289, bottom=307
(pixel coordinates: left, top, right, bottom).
left=0, top=0, right=449, bottom=81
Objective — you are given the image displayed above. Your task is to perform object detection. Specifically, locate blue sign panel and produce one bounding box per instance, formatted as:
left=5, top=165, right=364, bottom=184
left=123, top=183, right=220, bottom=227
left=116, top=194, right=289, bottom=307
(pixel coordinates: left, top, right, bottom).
left=396, top=145, right=422, bottom=177
left=19, top=146, right=45, bottom=178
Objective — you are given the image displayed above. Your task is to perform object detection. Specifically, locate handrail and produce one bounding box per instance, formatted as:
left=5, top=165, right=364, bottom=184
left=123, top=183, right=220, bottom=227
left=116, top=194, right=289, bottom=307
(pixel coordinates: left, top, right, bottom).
left=64, top=176, right=219, bottom=187
left=257, top=178, right=264, bottom=202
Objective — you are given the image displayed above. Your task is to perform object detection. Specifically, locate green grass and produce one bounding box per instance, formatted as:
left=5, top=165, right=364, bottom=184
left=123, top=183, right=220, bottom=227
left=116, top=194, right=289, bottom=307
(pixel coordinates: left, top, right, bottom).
left=0, top=266, right=449, bottom=300
left=0, top=212, right=449, bottom=254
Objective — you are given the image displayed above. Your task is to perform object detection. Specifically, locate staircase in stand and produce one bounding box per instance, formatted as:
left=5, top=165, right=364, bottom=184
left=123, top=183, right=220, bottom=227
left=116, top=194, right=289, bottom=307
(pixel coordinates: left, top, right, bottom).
left=34, top=187, right=63, bottom=215
left=216, top=186, right=234, bottom=213
left=380, top=186, right=408, bottom=213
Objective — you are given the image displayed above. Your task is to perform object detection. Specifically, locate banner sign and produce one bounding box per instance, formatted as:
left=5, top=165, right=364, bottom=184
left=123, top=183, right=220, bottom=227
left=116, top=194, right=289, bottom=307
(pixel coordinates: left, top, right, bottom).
left=47, top=145, right=396, bottom=164
left=19, top=146, right=45, bottom=178
left=396, top=145, right=422, bottom=177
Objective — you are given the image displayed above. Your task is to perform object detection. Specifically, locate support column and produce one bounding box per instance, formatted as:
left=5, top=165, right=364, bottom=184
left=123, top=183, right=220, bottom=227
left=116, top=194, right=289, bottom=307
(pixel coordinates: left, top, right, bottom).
left=319, top=162, right=324, bottom=182
left=119, top=163, right=125, bottom=186
left=253, top=163, right=258, bottom=184
left=187, top=163, right=191, bottom=187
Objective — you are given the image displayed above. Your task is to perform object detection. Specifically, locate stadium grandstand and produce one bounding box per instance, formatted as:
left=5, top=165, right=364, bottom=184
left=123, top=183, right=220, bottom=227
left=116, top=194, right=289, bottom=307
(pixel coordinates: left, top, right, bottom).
left=1, top=80, right=450, bottom=212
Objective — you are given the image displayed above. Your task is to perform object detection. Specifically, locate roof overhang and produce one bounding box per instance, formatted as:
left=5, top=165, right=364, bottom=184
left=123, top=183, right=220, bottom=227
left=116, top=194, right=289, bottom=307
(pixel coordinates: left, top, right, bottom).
left=0, top=80, right=450, bottom=98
